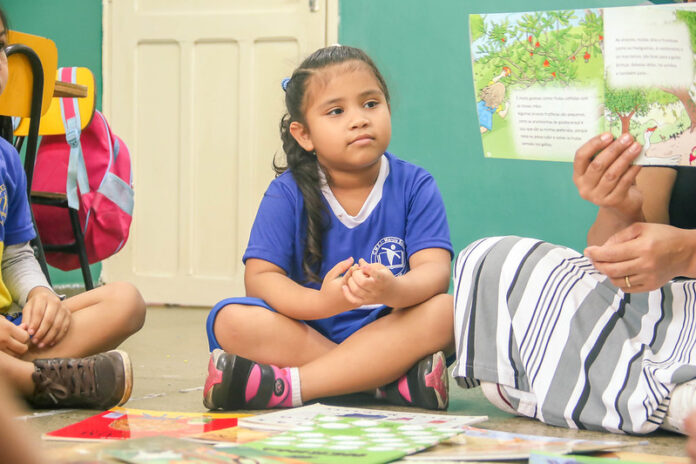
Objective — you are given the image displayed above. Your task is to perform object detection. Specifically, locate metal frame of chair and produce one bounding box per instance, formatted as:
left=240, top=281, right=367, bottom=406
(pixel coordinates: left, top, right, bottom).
left=4, top=43, right=53, bottom=284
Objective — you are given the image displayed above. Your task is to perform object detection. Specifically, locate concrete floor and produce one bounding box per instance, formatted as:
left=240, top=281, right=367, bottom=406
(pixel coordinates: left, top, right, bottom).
left=23, top=306, right=688, bottom=460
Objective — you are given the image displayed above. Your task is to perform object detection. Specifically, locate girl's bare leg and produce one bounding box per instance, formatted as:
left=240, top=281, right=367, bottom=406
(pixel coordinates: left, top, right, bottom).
left=300, top=293, right=454, bottom=401
left=23, top=281, right=146, bottom=360
left=213, top=304, right=336, bottom=367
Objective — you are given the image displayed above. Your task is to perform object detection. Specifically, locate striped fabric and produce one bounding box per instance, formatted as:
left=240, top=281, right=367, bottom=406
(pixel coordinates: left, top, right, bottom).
left=452, top=236, right=696, bottom=434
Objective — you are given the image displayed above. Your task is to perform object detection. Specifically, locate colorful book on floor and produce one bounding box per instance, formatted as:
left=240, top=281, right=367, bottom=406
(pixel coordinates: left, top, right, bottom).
left=242, top=414, right=464, bottom=464
left=102, top=436, right=308, bottom=463
left=188, top=425, right=278, bottom=444
left=597, top=452, right=689, bottom=464
left=404, top=426, right=640, bottom=461
left=471, top=3, right=696, bottom=166
left=530, top=451, right=688, bottom=464
left=238, top=403, right=486, bottom=431
left=43, top=407, right=252, bottom=441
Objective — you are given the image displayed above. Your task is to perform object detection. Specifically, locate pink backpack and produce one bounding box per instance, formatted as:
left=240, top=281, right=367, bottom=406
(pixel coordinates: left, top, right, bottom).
left=31, top=68, right=133, bottom=271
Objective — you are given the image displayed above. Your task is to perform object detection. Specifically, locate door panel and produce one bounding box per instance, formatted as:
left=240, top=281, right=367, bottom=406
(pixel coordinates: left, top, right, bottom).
left=102, top=0, right=335, bottom=305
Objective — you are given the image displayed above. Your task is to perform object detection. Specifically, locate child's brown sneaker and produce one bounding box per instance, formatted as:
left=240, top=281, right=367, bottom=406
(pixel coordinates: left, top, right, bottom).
left=28, top=349, right=133, bottom=409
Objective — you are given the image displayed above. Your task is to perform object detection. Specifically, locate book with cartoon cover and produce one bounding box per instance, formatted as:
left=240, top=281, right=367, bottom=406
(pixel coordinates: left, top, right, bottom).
left=43, top=407, right=251, bottom=441
left=472, top=3, right=696, bottom=166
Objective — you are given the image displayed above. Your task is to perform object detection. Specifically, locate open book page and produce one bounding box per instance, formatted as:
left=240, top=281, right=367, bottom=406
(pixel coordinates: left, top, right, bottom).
left=405, top=426, right=639, bottom=461
left=238, top=403, right=485, bottom=431
left=471, top=3, right=696, bottom=165
left=604, top=4, right=696, bottom=165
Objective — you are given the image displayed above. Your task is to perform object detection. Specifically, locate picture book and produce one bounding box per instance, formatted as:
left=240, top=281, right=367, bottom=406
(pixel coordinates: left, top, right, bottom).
left=102, top=436, right=308, bottom=463
left=189, top=425, right=277, bottom=444
left=43, top=407, right=251, bottom=441
left=237, top=403, right=486, bottom=431
left=404, top=425, right=638, bottom=461
left=243, top=414, right=464, bottom=464
left=471, top=3, right=696, bottom=166
left=530, top=451, right=688, bottom=464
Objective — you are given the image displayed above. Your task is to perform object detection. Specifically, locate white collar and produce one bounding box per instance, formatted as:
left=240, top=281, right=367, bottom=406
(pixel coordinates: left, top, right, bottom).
left=319, top=155, right=389, bottom=229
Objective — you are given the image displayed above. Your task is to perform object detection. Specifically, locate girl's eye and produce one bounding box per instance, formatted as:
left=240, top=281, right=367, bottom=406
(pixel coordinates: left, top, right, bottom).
left=328, top=108, right=343, bottom=116
left=0, top=42, right=7, bottom=52
left=364, top=100, right=379, bottom=108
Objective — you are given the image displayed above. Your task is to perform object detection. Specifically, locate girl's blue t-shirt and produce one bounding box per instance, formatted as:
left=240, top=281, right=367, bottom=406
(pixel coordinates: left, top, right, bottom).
left=243, top=152, right=452, bottom=342
left=0, top=137, right=38, bottom=311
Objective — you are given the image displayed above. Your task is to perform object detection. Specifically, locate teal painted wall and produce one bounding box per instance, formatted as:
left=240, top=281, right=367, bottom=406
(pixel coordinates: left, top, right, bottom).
left=0, top=1, right=664, bottom=285
left=3, top=0, right=102, bottom=286
left=339, top=0, right=643, bottom=257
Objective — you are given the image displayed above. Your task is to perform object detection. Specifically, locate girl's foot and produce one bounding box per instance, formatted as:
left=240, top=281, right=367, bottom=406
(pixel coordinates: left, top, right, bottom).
left=203, top=349, right=301, bottom=410
left=376, top=351, right=448, bottom=410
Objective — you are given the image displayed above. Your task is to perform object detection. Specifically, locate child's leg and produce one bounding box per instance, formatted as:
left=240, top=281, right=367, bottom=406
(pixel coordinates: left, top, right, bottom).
left=205, top=293, right=453, bottom=410
left=24, top=281, right=145, bottom=360
left=0, top=351, right=34, bottom=396
left=212, top=303, right=336, bottom=367
left=299, top=293, right=453, bottom=401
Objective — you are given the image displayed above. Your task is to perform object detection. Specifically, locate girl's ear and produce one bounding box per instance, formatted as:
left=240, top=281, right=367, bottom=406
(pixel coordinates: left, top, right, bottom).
left=289, top=121, right=314, bottom=152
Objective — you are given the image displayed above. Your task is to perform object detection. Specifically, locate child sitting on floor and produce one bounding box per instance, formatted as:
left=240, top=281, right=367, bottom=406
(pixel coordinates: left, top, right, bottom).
left=0, top=7, right=146, bottom=410
left=203, top=45, right=454, bottom=411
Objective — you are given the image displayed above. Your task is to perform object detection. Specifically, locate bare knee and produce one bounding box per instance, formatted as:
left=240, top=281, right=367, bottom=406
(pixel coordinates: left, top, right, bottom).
left=99, top=281, right=146, bottom=335
left=213, top=304, right=262, bottom=352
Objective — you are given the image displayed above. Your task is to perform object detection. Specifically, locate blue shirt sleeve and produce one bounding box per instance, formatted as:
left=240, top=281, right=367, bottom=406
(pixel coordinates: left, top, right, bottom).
left=405, top=173, right=453, bottom=260
left=242, top=179, right=298, bottom=274
left=3, top=141, right=35, bottom=246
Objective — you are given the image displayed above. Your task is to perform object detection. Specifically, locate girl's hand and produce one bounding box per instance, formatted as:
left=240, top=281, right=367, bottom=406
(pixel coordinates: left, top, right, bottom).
left=573, top=132, right=644, bottom=220
left=21, top=287, right=71, bottom=348
left=584, top=223, right=696, bottom=292
left=342, top=258, right=396, bottom=306
left=0, top=317, right=29, bottom=357
left=318, top=257, right=357, bottom=316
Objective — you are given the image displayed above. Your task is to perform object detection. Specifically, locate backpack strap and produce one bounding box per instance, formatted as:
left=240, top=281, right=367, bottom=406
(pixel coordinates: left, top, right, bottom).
left=58, top=67, right=90, bottom=210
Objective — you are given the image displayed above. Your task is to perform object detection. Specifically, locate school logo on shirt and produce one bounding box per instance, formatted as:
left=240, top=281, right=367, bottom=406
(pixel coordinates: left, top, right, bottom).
left=0, top=184, right=7, bottom=225
left=371, top=237, right=406, bottom=276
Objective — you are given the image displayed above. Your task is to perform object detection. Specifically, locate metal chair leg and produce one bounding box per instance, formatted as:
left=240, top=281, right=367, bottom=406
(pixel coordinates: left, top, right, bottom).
left=67, top=208, right=93, bottom=290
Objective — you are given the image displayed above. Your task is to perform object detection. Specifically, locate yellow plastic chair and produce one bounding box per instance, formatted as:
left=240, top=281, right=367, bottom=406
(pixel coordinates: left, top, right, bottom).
left=0, top=30, right=58, bottom=283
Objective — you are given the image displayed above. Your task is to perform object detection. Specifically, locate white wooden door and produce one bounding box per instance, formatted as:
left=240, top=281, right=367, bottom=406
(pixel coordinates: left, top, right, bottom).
left=101, top=0, right=337, bottom=306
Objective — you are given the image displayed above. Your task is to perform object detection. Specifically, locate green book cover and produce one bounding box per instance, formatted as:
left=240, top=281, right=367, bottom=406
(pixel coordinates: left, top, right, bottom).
left=243, top=414, right=462, bottom=464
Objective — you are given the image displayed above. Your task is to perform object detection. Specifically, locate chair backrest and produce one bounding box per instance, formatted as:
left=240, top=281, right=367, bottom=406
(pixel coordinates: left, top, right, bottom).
left=0, top=30, right=57, bottom=118
left=15, top=67, right=95, bottom=136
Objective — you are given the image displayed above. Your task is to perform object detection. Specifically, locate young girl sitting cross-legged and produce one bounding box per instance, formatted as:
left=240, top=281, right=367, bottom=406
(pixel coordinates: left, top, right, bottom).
left=203, top=45, right=454, bottom=411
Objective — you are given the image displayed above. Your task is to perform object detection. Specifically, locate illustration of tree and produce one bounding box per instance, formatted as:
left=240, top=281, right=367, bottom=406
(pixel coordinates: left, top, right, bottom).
left=604, top=88, right=649, bottom=134
left=471, top=9, right=603, bottom=90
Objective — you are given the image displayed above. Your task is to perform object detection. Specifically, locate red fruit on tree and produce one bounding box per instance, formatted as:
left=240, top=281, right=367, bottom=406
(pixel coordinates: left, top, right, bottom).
left=543, top=59, right=550, bottom=67
left=501, top=38, right=506, bottom=42
left=599, top=35, right=603, bottom=40
left=552, top=71, right=556, bottom=77
left=535, top=41, right=540, bottom=47
left=530, top=52, right=534, bottom=56
left=570, top=55, right=576, bottom=61
left=528, top=35, right=533, bottom=43
left=584, top=52, right=591, bottom=62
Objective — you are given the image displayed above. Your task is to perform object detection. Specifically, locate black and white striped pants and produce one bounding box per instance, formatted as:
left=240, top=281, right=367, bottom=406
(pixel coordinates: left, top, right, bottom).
left=452, top=236, right=696, bottom=434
